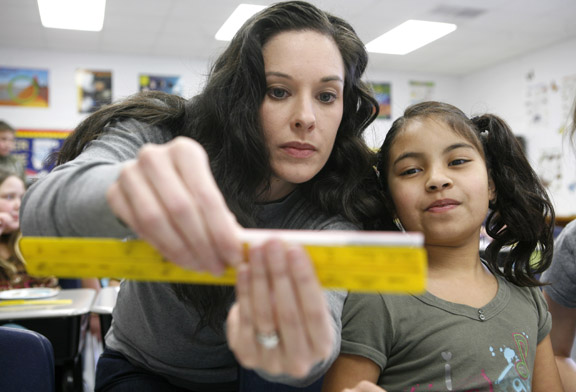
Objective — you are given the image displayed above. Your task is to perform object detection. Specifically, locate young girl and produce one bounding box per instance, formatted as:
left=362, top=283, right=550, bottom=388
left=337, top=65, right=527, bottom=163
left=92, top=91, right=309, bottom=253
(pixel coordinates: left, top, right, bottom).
left=0, top=169, right=57, bottom=290
left=322, top=101, right=563, bottom=391
left=21, top=2, right=390, bottom=390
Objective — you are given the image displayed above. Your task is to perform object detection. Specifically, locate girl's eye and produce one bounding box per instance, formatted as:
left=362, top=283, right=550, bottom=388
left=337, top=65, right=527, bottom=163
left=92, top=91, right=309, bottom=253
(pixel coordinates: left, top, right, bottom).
left=0, top=194, right=16, bottom=201
left=400, top=168, right=421, bottom=176
left=449, top=159, right=469, bottom=166
left=267, top=87, right=288, bottom=100
left=318, top=92, right=336, bottom=103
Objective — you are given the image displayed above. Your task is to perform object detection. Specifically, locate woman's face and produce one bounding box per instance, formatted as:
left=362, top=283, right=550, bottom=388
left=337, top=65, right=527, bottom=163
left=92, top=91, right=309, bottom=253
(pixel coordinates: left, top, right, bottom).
left=0, top=175, right=25, bottom=233
left=259, top=30, right=345, bottom=201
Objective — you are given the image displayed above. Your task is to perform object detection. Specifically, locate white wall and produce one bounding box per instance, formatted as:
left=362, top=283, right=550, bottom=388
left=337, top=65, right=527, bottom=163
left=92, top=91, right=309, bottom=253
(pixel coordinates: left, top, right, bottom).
left=459, top=36, right=576, bottom=216
left=1, top=38, right=575, bottom=215
left=0, top=47, right=208, bottom=130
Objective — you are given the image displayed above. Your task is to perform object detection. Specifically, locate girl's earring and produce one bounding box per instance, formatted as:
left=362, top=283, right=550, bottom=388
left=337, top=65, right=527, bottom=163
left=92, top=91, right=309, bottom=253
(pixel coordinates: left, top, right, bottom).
left=394, top=217, right=406, bottom=232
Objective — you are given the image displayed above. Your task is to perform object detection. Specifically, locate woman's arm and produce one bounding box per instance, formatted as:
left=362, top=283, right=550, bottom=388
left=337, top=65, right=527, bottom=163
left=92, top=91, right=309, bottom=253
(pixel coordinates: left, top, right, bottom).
left=531, top=334, right=565, bottom=391
left=544, top=291, right=576, bottom=392
left=321, top=354, right=380, bottom=392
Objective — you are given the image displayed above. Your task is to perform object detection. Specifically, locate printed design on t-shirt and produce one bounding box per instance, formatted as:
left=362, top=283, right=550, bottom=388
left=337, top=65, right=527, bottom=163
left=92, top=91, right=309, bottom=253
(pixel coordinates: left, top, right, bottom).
left=404, top=332, right=532, bottom=391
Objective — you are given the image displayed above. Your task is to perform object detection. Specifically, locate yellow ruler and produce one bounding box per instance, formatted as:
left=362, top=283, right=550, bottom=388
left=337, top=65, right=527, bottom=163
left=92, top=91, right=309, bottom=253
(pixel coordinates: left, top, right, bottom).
left=18, top=230, right=427, bottom=293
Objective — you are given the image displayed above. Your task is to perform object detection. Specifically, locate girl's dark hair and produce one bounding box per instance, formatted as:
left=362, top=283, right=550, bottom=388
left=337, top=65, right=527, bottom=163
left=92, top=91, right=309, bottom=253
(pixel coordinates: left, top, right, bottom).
left=53, top=1, right=390, bottom=333
left=377, top=101, right=555, bottom=287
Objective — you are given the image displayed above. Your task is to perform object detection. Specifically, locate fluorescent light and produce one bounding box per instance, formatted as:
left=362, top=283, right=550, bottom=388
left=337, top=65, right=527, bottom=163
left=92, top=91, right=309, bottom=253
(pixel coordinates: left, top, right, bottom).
left=37, top=0, right=106, bottom=32
left=366, top=20, right=456, bottom=55
left=215, top=4, right=267, bottom=41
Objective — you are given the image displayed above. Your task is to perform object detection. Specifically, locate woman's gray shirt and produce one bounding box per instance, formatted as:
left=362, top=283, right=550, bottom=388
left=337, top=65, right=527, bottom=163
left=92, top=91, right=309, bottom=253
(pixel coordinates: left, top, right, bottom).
left=20, top=118, right=352, bottom=388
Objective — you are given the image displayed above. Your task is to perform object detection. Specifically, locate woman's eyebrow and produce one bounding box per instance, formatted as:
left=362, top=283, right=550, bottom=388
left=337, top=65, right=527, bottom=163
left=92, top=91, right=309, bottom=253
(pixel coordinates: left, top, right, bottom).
left=265, top=72, right=343, bottom=84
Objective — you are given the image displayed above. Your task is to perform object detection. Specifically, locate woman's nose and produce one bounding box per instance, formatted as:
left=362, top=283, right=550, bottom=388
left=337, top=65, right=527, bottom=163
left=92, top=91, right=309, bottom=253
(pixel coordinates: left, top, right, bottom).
left=292, top=97, right=316, bottom=131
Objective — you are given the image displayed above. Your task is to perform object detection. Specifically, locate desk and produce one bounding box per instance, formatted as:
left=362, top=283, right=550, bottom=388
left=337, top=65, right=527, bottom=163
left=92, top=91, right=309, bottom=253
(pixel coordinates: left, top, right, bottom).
left=0, top=288, right=96, bottom=392
left=91, top=286, right=119, bottom=344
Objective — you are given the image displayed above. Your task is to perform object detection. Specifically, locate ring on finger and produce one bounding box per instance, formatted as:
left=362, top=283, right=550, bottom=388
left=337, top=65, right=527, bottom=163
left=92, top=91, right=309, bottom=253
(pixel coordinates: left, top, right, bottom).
left=255, top=330, right=280, bottom=349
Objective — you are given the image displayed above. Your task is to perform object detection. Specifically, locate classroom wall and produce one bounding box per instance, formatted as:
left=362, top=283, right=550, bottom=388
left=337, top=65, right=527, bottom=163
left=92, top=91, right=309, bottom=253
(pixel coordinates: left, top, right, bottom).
left=1, top=36, right=576, bottom=215
left=458, top=36, right=576, bottom=217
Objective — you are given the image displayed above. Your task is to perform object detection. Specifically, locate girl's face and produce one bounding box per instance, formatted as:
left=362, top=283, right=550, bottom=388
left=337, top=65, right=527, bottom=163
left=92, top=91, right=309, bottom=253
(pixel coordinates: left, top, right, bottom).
left=259, top=30, right=344, bottom=200
left=386, top=118, right=494, bottom=247
left=0, top=175, right=25, bottom=233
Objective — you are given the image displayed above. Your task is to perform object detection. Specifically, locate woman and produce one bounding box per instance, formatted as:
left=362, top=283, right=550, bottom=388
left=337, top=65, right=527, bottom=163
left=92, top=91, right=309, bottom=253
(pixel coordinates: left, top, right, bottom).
left=21, top=2, right=390, bottom=391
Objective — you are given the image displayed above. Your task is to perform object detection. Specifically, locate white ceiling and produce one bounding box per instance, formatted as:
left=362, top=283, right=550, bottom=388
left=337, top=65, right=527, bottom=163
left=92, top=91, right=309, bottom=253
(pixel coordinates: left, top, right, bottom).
left=1, top=0, right=576, bottom=76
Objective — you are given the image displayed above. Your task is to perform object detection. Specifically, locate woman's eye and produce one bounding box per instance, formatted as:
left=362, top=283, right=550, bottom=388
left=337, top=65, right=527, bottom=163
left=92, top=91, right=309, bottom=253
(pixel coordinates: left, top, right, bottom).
left=268, top=87, right=288, bottom=99
left=318, top=92, right=336, bottom=103
left=0, top=195, right=15, bottom=201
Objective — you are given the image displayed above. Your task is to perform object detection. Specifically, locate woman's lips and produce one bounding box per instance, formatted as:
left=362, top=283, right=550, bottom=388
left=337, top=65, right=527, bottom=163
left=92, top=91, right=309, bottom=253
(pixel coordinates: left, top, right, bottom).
left=281, top=142, right=316, bottom=158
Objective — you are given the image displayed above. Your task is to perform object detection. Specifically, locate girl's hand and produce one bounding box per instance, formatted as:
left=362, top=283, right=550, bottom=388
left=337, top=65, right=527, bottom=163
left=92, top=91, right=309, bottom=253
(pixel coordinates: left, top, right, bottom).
left=343, top=381, right=387, bottom=392
left=106, top=137, right=243, bottom=275
left=226, top=239, right=334, bottom=378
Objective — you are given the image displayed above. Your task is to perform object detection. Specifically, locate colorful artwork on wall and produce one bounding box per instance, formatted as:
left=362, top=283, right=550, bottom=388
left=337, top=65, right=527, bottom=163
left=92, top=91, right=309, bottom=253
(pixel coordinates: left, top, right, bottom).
left=76, top=69, right=112, bottom=113
left=409, top=80, right=435, bottom=105
left=370, top=82, right=391, bottom=119
left=0, top=67, right=49, bottom=107
left=14, top=129, right=70, bottom=179
left=139, top=74, right=183, bottom=96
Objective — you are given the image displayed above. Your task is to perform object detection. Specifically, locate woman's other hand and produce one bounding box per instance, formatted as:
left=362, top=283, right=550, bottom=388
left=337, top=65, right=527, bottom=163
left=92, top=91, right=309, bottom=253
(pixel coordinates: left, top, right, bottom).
left=106, top=137, right=243, bottom=275
left=227, top=239, right=333, bottom=378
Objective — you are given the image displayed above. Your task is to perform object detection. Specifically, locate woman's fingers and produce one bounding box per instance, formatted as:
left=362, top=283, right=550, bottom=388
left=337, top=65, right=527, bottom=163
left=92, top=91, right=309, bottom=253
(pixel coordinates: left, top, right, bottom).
left=286, top=244, right=333, bottom=359
left=228, top=239, right=334, bottom=379
left=106, top=137, right=243, bottom=274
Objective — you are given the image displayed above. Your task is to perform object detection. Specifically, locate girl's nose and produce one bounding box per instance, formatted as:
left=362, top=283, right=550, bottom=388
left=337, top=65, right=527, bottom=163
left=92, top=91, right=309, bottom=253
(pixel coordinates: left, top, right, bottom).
left=426, top=169, right=453, bottom=191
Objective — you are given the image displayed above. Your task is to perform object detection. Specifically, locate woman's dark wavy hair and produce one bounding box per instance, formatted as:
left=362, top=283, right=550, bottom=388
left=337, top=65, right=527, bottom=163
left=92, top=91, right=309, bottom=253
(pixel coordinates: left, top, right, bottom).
left=376, top=101, right=555, bottom=287
left=53, top=1, right=391, bottom=333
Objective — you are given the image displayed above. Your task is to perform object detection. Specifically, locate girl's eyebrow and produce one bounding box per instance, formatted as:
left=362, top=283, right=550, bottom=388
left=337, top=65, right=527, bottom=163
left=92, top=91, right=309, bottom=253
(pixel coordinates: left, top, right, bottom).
left=265, top=72, right=343, bottom=84
left=392, top=142, right=475, bottom=166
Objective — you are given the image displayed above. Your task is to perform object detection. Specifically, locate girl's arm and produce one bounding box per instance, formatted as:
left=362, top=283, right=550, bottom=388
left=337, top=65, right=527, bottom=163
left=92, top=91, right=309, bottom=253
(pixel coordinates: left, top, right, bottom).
left=544, top=291, right=576, bottom=392
left=531, top=334, right=565, bottom=391
left=321, top=354, right=380, bottom=392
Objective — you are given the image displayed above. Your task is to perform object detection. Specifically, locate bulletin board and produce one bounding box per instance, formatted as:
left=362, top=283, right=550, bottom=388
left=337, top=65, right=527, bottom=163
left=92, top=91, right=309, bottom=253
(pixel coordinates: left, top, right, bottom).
left=14, top=129, right=71, bottom=179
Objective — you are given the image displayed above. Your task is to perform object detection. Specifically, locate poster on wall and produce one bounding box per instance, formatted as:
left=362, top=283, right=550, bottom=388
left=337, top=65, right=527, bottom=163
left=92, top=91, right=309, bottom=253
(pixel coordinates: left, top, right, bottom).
left=139, top=74, right=183, bottom=96
left=369, top=82, right=391, bottom=119
left=409, top=80, right=435, bottom=105
left=14, top=129, right=70, bottom=179
left=76, top=69, right=112, bottom=113
left=0, top=67, right=49, bottom=107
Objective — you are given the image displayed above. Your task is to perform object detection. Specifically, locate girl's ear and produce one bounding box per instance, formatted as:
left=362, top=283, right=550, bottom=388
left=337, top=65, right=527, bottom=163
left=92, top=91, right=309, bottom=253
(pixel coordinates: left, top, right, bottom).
left=488, top=177, right=497, bottom=203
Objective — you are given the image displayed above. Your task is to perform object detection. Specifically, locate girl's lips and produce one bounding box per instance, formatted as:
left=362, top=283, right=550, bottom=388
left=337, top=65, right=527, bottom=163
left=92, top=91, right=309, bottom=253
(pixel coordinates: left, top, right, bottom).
left=281, top=142, right=316, bottom=158
left=426, top=199, right=460, bottom=212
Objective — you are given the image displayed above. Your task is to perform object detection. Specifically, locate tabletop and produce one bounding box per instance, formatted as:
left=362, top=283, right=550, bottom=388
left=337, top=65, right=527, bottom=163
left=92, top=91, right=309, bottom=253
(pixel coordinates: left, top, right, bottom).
left=0, top=288, right=96, bottom=320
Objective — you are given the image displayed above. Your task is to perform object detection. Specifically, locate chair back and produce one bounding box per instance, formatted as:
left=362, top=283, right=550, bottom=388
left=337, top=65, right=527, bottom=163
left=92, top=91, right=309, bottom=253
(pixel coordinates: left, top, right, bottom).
left=0, top=326, right=56, bottom=392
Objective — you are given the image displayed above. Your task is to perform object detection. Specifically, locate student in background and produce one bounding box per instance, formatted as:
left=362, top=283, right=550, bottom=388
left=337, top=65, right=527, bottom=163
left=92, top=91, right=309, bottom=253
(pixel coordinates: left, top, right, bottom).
left=0, top=121, right=26, bottom=181
left=20, top=2, right=390, bottom=391
left=323, top=101, right=563, bottom=391
left=541, top=104, right=576, bottom=392
left=0, top=168, right=56, bottom=290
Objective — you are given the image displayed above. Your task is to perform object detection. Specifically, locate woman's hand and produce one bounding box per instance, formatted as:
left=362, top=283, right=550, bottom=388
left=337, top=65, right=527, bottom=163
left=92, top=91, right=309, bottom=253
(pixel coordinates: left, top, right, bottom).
left=226, top=239, right=334, bottom=378
left=106, top=137, right=243, bottom=275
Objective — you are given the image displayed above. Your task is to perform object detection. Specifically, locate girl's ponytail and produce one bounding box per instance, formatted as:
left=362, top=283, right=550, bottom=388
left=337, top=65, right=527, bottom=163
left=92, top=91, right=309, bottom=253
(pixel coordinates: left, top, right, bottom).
left=471, top=114, right=555, bottom=286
